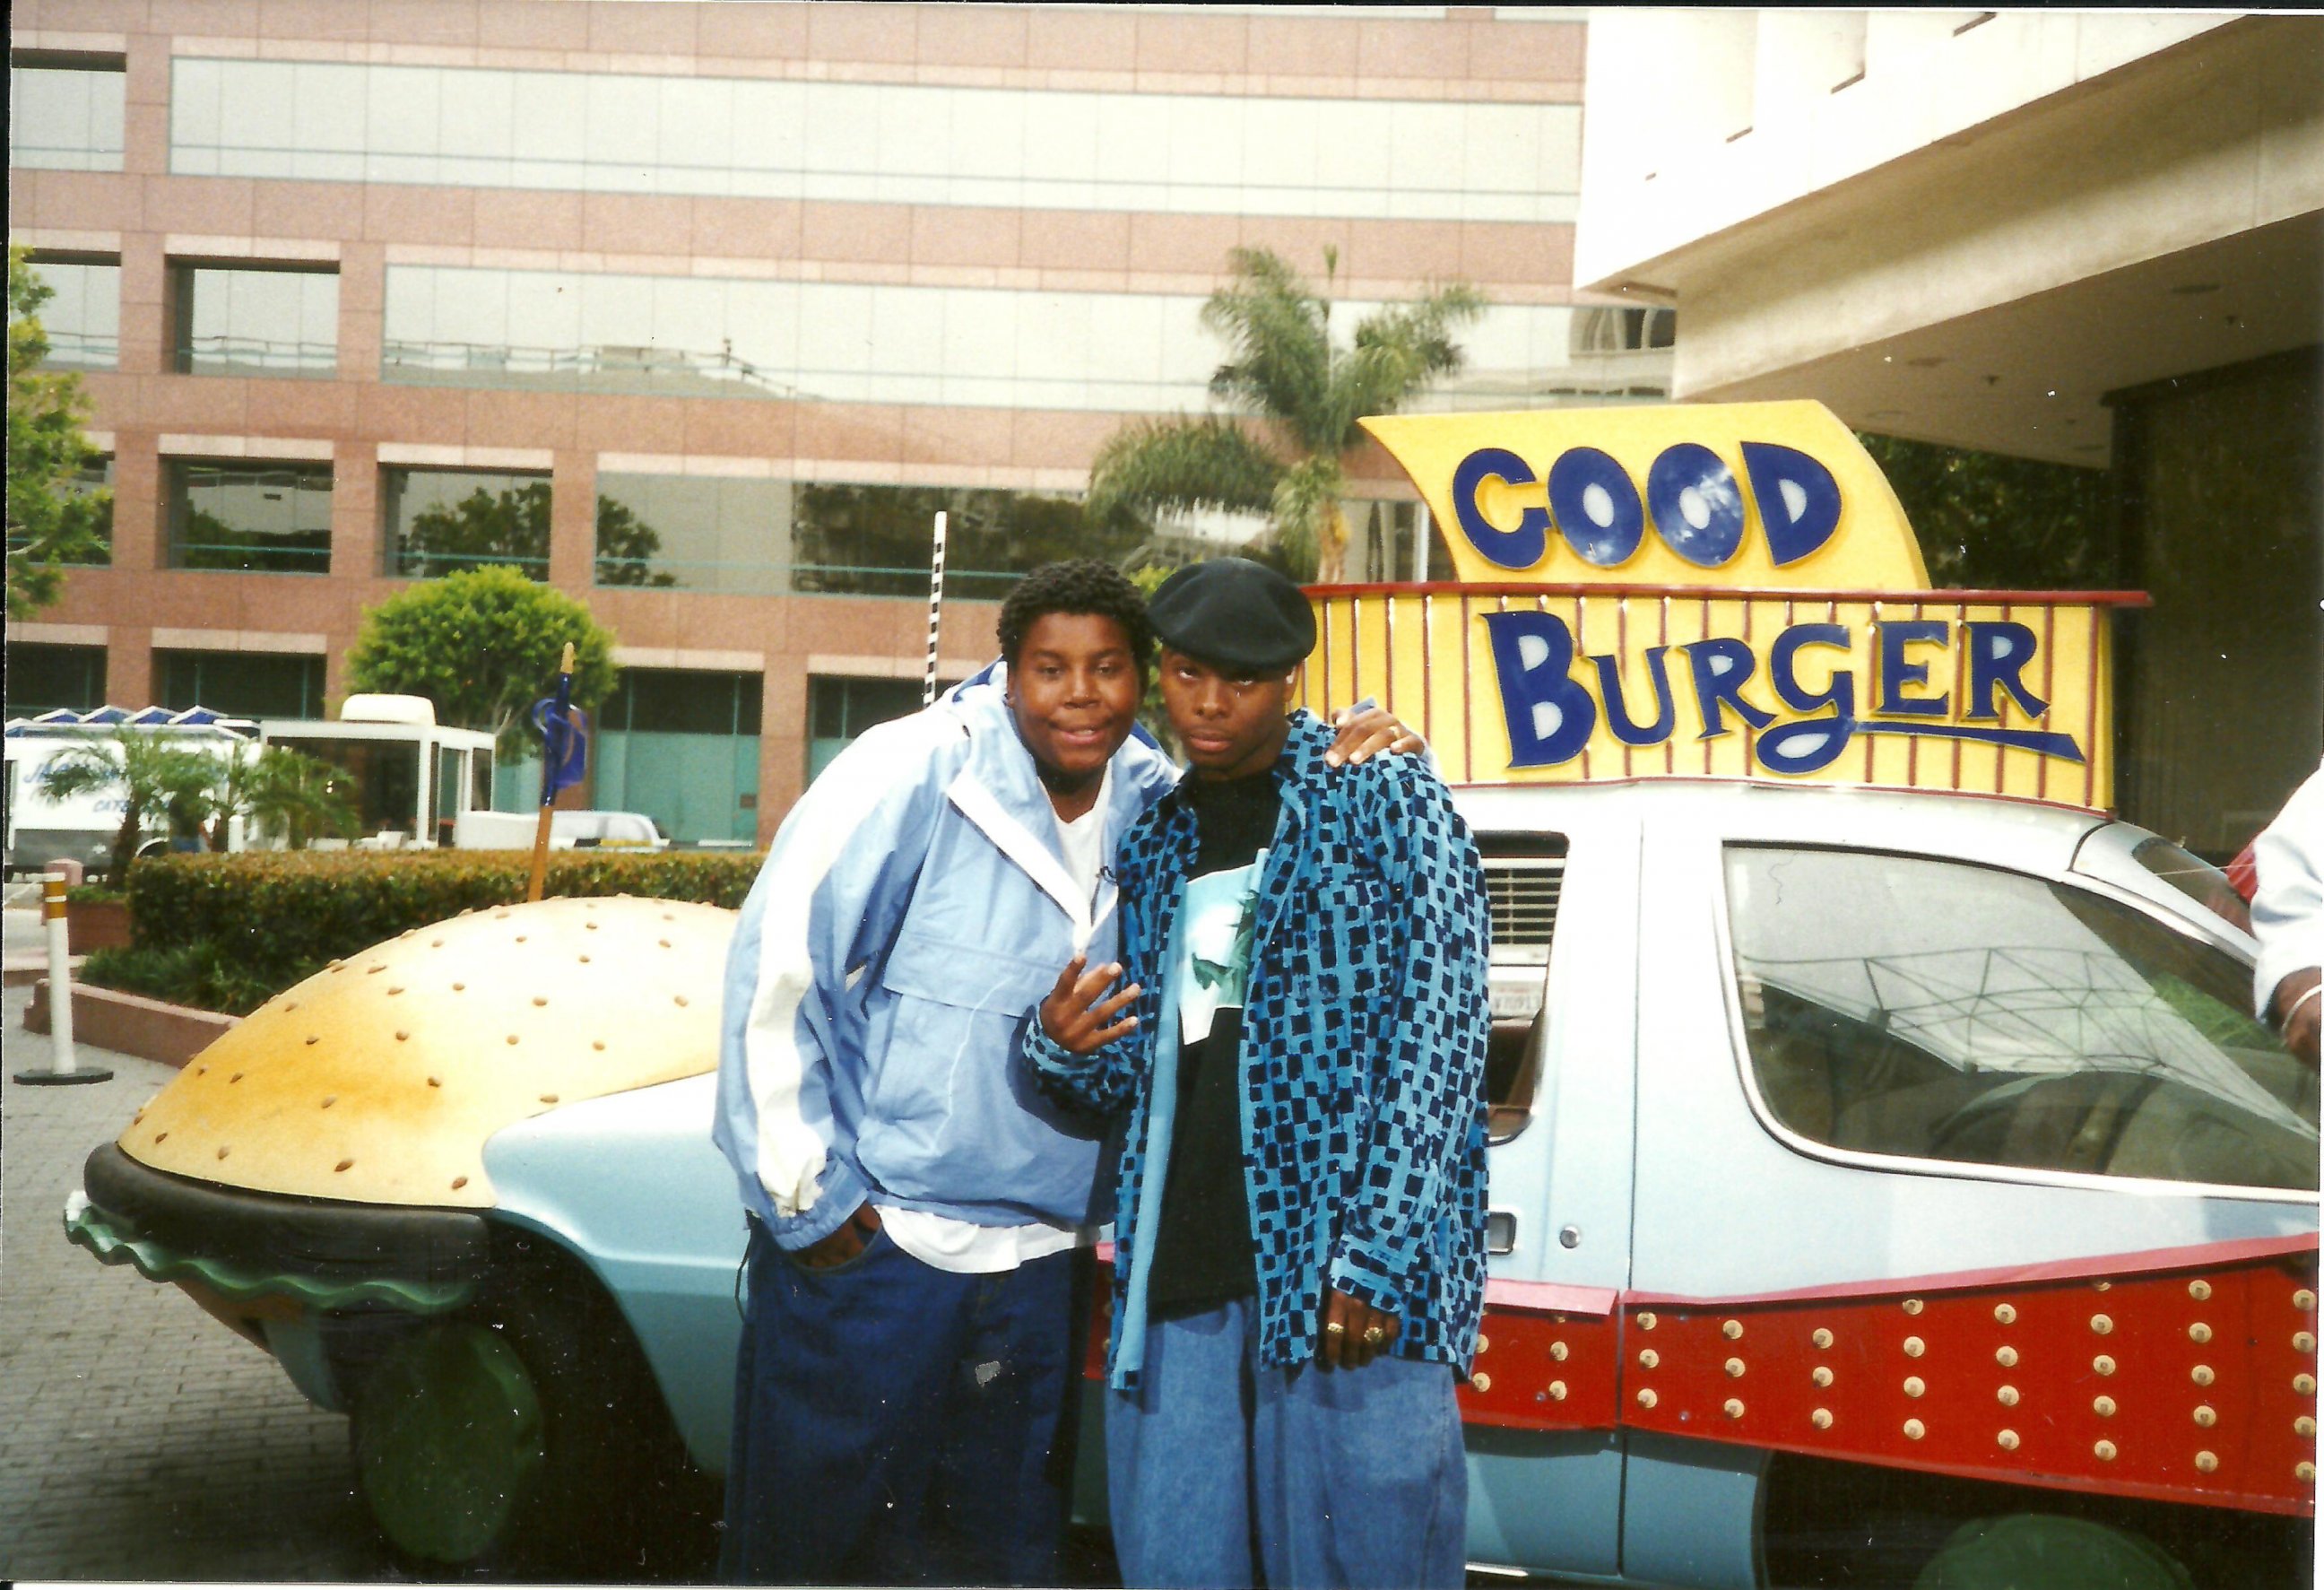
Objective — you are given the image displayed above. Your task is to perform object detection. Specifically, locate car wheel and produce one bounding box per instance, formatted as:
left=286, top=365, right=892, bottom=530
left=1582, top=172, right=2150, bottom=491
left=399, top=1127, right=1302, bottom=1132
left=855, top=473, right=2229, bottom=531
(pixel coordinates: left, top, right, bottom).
left=346, top=1244, right=716, bottom=1578
left=1912, top=1512, right=2195, bottom=1590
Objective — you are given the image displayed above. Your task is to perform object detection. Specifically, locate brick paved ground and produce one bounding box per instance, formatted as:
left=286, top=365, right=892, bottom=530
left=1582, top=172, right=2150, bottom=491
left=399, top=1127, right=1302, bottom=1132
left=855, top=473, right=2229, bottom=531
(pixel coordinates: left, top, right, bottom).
left=1, top=912, right=396, bottom=1582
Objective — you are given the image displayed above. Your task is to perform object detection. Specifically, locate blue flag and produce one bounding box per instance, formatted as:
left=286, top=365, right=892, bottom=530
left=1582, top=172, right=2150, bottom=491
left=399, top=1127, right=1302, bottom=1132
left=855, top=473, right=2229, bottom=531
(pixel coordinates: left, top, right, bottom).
left=531, top=688, right=588, bottom=805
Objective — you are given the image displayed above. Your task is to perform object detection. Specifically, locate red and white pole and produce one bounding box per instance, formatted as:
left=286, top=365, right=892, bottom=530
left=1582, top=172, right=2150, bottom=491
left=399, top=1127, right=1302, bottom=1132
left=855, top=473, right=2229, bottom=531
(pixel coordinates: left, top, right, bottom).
left=15, top=870, right=112, bottom=1086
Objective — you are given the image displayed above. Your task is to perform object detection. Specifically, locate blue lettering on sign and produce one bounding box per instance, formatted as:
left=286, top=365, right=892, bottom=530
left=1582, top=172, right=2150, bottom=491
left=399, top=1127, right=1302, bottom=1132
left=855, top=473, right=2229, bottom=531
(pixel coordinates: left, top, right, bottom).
left=1451, top=438, right=1845, bottom=571
left=1482, top=614, right=2085, bottom=775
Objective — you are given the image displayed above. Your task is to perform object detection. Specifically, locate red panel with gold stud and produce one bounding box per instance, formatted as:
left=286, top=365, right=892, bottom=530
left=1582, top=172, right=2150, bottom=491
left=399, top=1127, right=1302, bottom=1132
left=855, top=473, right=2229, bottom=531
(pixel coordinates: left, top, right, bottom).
left=1452, top=1236, right=2317, bottom=1517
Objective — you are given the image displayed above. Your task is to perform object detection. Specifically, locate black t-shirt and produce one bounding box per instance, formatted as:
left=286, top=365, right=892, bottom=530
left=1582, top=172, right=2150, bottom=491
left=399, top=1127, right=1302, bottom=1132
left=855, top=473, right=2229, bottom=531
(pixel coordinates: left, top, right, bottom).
left=1145, top=769, right=1279, bottom=1318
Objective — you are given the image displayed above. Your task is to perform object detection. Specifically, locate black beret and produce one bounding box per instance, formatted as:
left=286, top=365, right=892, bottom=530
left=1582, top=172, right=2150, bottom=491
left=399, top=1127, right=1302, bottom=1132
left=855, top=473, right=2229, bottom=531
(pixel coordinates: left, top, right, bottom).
left=1146, top=558, right=1316, bottom=673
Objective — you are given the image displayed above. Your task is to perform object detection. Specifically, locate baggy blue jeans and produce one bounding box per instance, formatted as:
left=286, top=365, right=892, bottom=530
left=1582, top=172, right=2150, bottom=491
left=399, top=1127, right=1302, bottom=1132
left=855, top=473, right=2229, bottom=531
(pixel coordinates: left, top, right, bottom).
left=1106, top=1297, right=1468, bottom=1590
left=719, top=1216, right=1081, bottom=1586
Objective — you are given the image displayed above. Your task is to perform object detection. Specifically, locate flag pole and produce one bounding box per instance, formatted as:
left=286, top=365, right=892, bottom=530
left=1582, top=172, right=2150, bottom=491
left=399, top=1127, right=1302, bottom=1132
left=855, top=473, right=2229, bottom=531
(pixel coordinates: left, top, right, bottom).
left=526, top=642, right=576, bottom=904
left=922, top=509, right=949, bottom=706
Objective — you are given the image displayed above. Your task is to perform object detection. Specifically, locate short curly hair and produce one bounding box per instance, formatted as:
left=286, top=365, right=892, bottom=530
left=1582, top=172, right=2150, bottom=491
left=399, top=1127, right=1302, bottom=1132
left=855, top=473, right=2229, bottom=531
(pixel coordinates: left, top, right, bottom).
left=996, top=560, right=1156, bottom=677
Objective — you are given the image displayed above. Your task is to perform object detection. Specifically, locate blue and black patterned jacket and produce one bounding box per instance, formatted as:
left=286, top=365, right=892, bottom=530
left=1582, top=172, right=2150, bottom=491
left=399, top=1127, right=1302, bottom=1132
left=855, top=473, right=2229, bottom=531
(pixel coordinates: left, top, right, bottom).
left=1025, top=709, right=1491, bottom=1388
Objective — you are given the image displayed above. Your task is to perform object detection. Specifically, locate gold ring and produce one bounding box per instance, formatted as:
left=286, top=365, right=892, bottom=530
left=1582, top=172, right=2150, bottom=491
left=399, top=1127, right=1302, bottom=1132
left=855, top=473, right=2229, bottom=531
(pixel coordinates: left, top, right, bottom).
left=1324, top=1321, right=1347, bottom=1336
left=1364, top=1325, right=1388, bottom=1346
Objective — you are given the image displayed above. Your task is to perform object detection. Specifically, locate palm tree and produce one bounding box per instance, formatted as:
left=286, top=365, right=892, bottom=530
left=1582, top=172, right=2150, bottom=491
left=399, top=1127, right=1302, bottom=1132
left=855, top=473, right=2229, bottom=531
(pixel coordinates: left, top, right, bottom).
left=35, top=732, right=225, bottom=879
left=223, top=744, right=361, bottom=849
left=1088, top=247, right=1485, bottom=583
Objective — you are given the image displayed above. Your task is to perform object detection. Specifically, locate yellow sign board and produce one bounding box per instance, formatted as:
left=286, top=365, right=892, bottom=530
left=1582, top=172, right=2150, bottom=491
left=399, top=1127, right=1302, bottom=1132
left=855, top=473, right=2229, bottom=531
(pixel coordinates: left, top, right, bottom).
left=1301, top=403, right=2144, bottom=808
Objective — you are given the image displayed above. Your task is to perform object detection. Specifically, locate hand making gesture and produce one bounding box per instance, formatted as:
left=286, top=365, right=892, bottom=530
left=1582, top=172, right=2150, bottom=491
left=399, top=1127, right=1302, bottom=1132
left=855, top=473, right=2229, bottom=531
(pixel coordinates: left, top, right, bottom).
left=1040, top=953, right=1142, bottom=1055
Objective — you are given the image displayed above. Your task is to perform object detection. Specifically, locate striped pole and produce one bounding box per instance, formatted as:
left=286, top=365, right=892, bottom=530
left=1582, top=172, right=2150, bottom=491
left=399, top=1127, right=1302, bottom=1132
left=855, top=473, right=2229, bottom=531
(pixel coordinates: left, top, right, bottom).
left=15, top=870, right=112, bottom=1085
left=922, top=508, right=950, bottom=706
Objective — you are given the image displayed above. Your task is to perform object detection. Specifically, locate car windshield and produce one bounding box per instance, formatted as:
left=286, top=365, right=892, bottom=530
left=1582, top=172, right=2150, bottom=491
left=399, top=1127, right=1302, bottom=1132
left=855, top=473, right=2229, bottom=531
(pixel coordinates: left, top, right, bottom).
left=1726, top=845, right=2318, bottom=1193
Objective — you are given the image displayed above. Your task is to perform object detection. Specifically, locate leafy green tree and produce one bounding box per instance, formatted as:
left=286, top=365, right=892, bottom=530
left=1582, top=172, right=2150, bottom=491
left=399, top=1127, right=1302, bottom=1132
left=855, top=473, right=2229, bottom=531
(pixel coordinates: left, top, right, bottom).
left=344, top=565, right=619, bottom=755
left=1088, top=247, right=1484, bottom=582
left=594, top=494, right=678, bottom=587
left=202, top=744, right=362, bottom=850
left=36, top=733, right=224, bottom=879
left=7, top=248, right=112, bottom=617
left=395, top=481, right=676, bottom=586
left=1857, top=432, right=2111, bottom=589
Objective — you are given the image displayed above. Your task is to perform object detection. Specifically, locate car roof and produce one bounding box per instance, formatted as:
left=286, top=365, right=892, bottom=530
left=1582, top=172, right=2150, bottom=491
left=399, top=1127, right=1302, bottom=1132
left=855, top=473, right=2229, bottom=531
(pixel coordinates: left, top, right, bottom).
left=1452, top=778, right=2112, bottom=878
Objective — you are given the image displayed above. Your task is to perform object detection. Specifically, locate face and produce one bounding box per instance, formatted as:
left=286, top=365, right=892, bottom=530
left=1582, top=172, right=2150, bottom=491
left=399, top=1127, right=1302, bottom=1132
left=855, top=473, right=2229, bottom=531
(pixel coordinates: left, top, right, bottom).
left=1007, top=612, right=1143, bottom=791
left=1158, top=647, right=1296, bottom=781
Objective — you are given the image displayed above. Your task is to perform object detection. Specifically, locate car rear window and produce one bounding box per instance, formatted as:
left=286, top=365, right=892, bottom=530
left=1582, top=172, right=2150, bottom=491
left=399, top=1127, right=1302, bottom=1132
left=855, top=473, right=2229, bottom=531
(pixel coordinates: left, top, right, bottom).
left=1724, top=845, right=2317, bottom=1194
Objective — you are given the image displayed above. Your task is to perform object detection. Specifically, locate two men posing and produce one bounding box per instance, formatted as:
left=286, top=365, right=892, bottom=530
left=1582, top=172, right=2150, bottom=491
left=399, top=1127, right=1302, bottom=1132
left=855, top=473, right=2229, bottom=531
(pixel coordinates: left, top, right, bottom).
left=714, top=558, right=1490, bottom=1587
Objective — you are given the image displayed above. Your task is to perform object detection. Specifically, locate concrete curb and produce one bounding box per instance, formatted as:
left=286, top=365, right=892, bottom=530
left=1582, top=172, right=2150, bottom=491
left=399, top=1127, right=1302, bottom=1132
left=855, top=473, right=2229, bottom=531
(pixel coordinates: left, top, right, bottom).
left=24, top=980, right=238, bottom=1067
left=3, top=951, right=86, bottom=987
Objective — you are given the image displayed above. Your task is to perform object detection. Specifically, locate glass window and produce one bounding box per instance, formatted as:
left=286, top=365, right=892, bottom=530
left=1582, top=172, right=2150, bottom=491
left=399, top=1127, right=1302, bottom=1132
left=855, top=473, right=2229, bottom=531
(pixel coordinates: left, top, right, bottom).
left=171, top=59, right=1584, bottom=223
left=2130, top=834, right=2252, bottom=935
left=173, top=264, right=340, bottom=378
left=23, top=256, right=120, bottom=370
left=382, top=468, right=551, bottom=580
left=1725, top=846, right=2317, bottom=1193
left=595, top=670, right=762, bottom=845
left=594, top=474, right=789, bottom=595
left=156, top=651, right=326, bottom=719
left=4, top=642, right=108, bottom=717
left=808, top=677, right=924, bottom=782
left=167, top=459, right=334, bottom=574
left=9, top=56, right=126, bottom=171
left=60, top=456, right=115, bottom=567
left=791, top=482, right=1147, bottom=600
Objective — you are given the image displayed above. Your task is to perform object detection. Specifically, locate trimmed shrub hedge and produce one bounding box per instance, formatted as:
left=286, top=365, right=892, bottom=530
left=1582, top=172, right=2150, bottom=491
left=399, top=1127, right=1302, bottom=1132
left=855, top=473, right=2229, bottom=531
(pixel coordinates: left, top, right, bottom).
left=94, top=849, right=763, bottom=1014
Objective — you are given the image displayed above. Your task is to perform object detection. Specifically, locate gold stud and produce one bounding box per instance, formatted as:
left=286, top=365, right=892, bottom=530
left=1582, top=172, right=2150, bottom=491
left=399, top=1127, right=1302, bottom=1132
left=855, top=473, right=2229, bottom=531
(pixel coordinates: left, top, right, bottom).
left=1722, top=1319, right=1744, bottom=1341
left=1550, top=1342, right=1569, bottom=1361
left=2295, top=1290, right=2318, bottom=1312
left=1903, top=1419, right=1925, bottom=1440
left=2188, top=1279, right=2212, bottom=1301
left=395, top=1030, right=410, bottom=1041
left=451, top=1175, right=468, bottom=1190
left=1993, top=1303, right=2016, bottom=1325
left=430, top=938, right=444, bottom=948
left=1812, top=1366, right=1834, bottom=1387
left=367, top=963, right=385, bottom=974
left=216, top=1145, right=230, bottom=1160
left=230, top=1072, right=244, bottom=1082
left=1470, top=1372, right=1492, bottom=1393
left=1811, top=1327, right=1834, bottom=1349
left=675, top=994, right=689, bottom=1006
left=2191, top=1365, right=2215, bottom=1386
left=2094, top=1355, right=2117, bottom=1376
left=659, top=938, right=672, bottom=949
left=1998, top=1386, right=2019, bottom=1406
left=2297, top=1332, right=2318, bottom=1354
left=1638, top=1312, right=1657, bottom=1331
left=1996, top=1345, right=2019, bottom=1368
left=320, top=1096, right=336, bottom=1108
left=532, top=995, right=548, bottom=1007
left=1903, top=1299, right=1924, bottom=1316
left=1998, top=1429, right=2020, bottom=1451
left=2301, top=1462, right=2319, bottom=1483
left=539, top=1092, right=559, bottom=1104
left=2196, top=1451, right=2219, bottom=1473
left=578, top=954, right=590, bottom=964
left=2094, top=1439, right=2118, bottom=1462
left=1723, top=1399, right=1744, bottom=1420
left=1638, top=1349, right=1659, bottom=1369
left=591, top=1040, right=606, bottom=1051
left=1903, top=1336, right=1926, bottom=1359
left=2094, top=1395, right=2117, bottom=1418
left=2298, top=1374, right=2318, bottom=1395
left=1903, top=1377, right=1926, bottom=1398
left=2194, top=1406, right=2217, bottom=1429
left=1548, top=1381, right=1567, bottom=1401
left=387, top=986, right=403, bottom=995
left=2298, top=1416, right=2318, bottom=1438
left=2189, top=1322, right=2213, bottom=1344
left=452, top=981, right=465, bottom=991
left=282, top=1003, right=297, bottom=1012
left=506, top=1034, right=520, bottom=1045
left=515, top=934, right=526, bottom=943
left=2091, top=1314, right=2113, bottom=1335
left=2094, top=1281, right=2112, bottom=1292
left=334, top=1159, right=353, bottom=1172
left=1811, top=1408, right=1834, bottom=1429
left=1637, top=1388, right=1658, bottom=1409
left=304, top=1035, right=319, bottom=1046
left=585, top=920, right=599, bottom=930
left=1725, top=1358, right=1746, bottom=1378
left=154, top=1132, right=168, bottom=1143
left=427, top=1075, right=442, bottom=1087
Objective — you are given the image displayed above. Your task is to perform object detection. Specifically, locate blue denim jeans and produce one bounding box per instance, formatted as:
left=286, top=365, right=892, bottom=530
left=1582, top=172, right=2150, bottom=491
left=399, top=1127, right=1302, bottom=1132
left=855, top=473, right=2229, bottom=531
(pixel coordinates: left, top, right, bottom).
left=720, top=1217, right=1081, bottom=1586
left=1106, top=1298, right=1468, bottom=1590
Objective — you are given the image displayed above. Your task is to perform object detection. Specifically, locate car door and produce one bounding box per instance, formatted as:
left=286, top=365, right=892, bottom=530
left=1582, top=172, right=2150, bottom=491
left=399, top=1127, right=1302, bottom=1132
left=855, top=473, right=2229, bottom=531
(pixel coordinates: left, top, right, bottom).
left=1459, top=790, right=1642, bottom=1579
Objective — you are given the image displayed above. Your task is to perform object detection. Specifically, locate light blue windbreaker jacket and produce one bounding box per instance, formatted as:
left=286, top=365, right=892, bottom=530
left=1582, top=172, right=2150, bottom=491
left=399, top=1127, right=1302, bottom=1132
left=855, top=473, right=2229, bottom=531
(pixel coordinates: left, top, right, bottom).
left=712, top=673, right=1179, bottom=1251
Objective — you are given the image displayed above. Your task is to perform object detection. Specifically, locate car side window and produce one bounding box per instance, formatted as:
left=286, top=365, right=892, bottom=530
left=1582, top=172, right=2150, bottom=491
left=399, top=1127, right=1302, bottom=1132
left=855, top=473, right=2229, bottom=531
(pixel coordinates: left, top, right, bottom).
left=1724, top=845, right=2319, bottom=1194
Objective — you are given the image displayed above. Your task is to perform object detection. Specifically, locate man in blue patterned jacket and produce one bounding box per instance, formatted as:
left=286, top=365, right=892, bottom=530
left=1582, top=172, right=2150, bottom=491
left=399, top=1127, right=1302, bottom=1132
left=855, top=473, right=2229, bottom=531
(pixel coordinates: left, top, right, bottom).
left=1029, top=558, right=1491, bottom=1590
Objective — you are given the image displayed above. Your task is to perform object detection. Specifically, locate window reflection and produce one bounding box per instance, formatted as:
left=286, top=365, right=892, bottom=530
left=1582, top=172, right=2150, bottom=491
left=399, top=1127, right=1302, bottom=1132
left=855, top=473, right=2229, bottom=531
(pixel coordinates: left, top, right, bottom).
left=170, top=58, right=1583, bottom=222
left=167, top=460, right=334, bottom=574
left=383, top=265, right=1587, bottom=412
left=1726, top=846, right=2318, bottom=1192
left=25, top=257, right=120, bottom=369
left=156, top=650, right=326, bottom=719
left=382, top=468, right=551, bottom=579
left=10, top=59, right=126, bottom=171
left=173, top=265, right=340, bottom=378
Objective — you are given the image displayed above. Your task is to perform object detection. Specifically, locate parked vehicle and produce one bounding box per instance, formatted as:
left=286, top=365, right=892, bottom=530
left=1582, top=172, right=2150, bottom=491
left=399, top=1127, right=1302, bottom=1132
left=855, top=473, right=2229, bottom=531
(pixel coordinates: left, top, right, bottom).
left=3, top=707, right=256, bottom=877
left=59, top=405, right=2318, bottom=1584
left=259, top=693, right=496, bottom=850
left=452, top=807, right=669, bottom=851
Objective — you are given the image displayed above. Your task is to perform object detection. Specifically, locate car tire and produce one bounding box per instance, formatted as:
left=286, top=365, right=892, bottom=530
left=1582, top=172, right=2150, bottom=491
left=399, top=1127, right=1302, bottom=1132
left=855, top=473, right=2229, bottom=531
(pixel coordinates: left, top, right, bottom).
left=1912, top=1512, right=2195, bottom=1590
left=346, top=1239, right=716, bottom=1579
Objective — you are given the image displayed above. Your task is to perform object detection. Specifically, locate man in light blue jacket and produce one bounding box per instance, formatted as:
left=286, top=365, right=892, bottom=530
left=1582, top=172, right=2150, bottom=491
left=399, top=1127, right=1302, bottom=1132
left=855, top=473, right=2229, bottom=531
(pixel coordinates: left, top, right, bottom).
left=713, top=560, right=1411, bottom=1585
